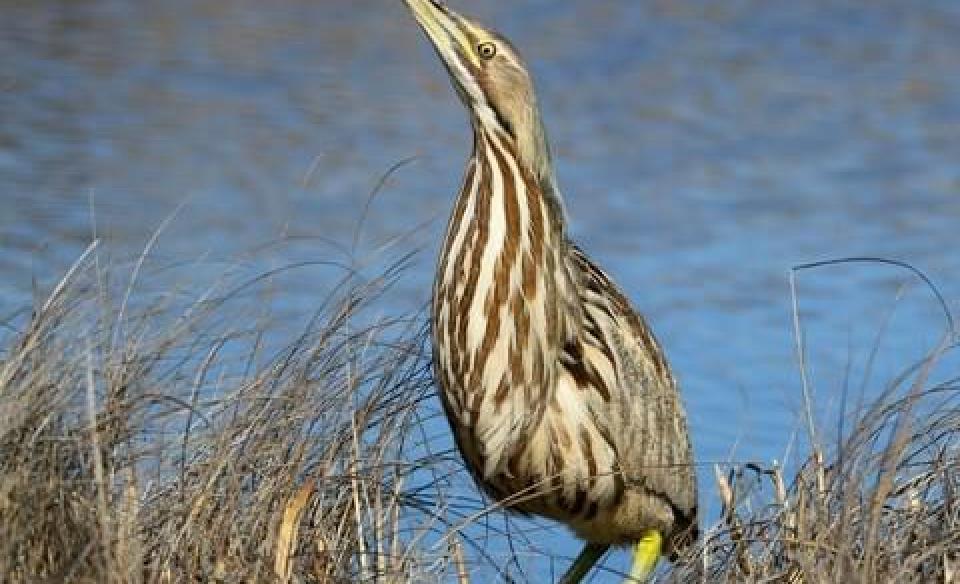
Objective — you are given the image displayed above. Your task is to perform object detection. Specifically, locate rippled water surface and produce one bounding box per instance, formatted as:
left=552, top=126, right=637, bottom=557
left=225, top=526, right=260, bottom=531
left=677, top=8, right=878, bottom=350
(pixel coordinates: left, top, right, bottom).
left=2, top=0, right=959, bottom=577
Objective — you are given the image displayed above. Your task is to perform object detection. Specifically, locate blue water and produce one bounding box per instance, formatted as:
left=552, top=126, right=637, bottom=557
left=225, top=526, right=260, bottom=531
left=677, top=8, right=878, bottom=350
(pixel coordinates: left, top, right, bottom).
left=2, top=1, right=959, bottom=580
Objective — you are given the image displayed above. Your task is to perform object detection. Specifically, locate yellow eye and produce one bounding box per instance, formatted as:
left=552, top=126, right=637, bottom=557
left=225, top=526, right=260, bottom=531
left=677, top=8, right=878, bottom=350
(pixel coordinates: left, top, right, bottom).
left=477, top=41, right=497, bottom=60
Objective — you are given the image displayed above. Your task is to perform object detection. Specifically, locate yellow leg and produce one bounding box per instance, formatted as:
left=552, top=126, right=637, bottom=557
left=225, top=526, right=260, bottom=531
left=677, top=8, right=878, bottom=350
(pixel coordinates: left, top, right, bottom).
left=626, top=530, right=662, bottom=583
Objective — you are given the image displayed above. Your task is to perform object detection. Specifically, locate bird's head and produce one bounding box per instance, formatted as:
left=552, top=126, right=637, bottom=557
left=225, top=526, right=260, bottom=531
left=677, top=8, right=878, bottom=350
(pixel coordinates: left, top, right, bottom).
left=405, top=0, right=554, bottom=186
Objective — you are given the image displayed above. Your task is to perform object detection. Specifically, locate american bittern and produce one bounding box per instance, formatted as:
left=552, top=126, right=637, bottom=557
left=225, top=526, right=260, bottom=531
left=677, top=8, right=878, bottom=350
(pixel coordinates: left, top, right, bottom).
left=404, top=1, right=698, bottom=581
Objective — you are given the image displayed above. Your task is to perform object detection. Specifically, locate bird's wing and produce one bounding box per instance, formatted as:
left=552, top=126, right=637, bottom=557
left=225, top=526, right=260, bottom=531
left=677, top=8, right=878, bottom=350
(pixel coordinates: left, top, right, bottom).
left=562, top=244, right=698, bottom=537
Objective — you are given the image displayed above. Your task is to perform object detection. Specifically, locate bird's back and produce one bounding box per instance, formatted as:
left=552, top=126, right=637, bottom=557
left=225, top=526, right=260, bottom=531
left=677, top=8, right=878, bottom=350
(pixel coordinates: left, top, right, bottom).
left=558, top=245, right=698, bottom=555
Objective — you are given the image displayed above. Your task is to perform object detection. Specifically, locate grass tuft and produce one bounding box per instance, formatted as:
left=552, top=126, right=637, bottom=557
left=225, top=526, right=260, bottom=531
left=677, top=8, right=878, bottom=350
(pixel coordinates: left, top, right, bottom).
left=0, top=241, right=461, bottom=583
left=666, top=342, right=960, bottom=582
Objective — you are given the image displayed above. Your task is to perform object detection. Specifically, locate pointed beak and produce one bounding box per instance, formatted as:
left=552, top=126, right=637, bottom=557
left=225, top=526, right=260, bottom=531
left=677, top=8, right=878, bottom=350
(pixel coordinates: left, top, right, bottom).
left=404, top=0, right=480, bottom=74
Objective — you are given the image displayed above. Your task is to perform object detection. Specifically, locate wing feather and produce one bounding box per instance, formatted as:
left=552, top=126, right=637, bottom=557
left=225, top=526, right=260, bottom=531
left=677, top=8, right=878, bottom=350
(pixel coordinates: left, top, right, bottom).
left=564, top=244, right=698, bottom=535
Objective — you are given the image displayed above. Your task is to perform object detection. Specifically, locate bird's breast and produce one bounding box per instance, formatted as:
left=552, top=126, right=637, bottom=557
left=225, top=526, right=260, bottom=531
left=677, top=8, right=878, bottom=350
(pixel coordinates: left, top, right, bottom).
left=432, top=130, right=568, bottom=480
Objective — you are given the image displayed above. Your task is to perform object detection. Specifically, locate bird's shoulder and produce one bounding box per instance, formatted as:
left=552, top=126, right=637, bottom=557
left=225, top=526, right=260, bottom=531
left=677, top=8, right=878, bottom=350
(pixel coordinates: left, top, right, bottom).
left=564, top=243, right=673, bottom=379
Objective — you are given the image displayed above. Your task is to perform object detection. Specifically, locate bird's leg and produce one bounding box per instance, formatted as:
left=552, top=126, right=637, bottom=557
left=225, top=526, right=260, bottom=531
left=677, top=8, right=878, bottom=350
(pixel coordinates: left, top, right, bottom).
left=557, top=530, right=662, bottom=584
left=558, top=542, right=609, bottom=584
left=626, top=530, right=662, bottom=583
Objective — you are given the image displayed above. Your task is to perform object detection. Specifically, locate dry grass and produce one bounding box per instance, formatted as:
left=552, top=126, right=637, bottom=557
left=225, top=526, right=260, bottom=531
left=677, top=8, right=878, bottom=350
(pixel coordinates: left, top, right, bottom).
left=2, top=241, right=958, bottom=583
left=665, top=326, right=960, bottom=579
left=0, top=240, right=464, bottom=583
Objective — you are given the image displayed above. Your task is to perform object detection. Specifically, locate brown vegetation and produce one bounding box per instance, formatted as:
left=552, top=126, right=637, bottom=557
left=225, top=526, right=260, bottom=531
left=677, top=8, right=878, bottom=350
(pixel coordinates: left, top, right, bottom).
left=667, top=336, right=959, bottom=582
left=0, top=242, right=460, bottom=583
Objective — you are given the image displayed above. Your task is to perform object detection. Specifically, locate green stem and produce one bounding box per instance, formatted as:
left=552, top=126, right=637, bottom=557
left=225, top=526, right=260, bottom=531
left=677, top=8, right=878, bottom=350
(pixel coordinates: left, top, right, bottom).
left=558, top=542, right=609, bottom=584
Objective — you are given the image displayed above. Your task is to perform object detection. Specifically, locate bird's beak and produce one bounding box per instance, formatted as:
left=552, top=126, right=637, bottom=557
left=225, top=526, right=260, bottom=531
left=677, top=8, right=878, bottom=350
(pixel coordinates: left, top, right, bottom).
left=404, top=0, right=480, bottom=74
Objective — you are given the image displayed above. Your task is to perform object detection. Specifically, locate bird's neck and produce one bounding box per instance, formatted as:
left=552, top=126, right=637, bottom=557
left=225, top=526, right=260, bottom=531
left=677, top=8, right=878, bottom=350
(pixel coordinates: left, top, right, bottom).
left=515, top=111, right=558, bottom=198
left=474, top=107, right=559, bottom=200
left=432, top=125, right=577, bottom=477
left=465, top=124, right=568, bottom=281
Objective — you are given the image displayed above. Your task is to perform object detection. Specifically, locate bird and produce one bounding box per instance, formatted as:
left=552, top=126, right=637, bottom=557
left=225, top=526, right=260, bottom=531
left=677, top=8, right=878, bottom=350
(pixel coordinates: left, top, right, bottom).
left=403, top=1, right=698, bottom=581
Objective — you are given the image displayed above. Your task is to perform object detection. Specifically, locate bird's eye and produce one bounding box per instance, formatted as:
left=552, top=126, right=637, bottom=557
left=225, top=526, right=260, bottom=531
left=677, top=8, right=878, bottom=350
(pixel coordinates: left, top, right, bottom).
left=477, top=41, right=497, bottom=60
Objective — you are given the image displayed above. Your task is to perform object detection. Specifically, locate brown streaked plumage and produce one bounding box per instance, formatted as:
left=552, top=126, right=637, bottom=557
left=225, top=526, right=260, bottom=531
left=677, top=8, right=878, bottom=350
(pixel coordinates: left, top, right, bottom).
left=404, top=1, right=698, bottom=581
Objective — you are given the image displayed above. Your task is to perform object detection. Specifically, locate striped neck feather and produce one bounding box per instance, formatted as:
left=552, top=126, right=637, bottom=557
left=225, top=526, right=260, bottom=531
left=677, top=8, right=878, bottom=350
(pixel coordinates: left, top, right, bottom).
left=433, top=125, right=574, bottom=477
left=471, top=106, right=560, bottom=205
